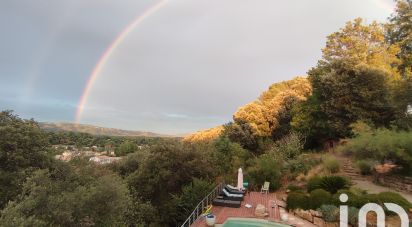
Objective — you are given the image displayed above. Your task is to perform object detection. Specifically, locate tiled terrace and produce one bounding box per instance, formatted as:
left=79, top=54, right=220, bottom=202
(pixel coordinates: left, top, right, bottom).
left=191, top=192, right=316, bottom=227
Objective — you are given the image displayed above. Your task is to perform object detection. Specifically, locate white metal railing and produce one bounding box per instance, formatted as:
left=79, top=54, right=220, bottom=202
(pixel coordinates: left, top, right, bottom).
left=180, top=182, right=223, bottom=227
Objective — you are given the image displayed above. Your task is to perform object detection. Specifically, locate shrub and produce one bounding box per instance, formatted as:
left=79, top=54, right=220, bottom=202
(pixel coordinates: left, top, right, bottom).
left=338, top=129, right=412, bottom=175
left=323, top=156, right=340, bottom=173
left=287, top=184, right=303, bottom=192
left=247, top=154, right=282, bottom=191
left=309, top=189, right=332, bottom=209
left=335, top=189, right=367, bottom=208
left=317, top=205, right=339, bottom=222
left=307, top=176, right=322, bottom=192
left=175, top=178, right=215, bottom=223
left=271, top=132, right=304, bottom=160
left=356, top=160, right=374, bottom=175
left=333, top=190, right=412, bottom=212
left=376, top=192, right=412, bottom=211
left=286, top=154, right=322, bottom=178
left=286, top=192, right=309, bottom=210
left=348, top=207, right=359, bottom=226
left=319, top=176, right=350, bottom=194
left=307, top=176, right=350, bottom=194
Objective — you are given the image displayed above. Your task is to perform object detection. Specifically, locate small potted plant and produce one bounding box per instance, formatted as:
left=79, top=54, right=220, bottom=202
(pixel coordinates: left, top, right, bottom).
left=205, top=213, right=216, bottom=226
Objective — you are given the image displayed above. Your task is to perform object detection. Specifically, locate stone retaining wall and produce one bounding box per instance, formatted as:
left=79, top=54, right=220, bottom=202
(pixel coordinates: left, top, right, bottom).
left=292, top=209, right=340, bottom=227
left=378, top=175, right=412, bottom=193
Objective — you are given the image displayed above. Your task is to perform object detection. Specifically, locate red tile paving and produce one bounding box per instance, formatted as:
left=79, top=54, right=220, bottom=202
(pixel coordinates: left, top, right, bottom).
left=191, top=192, right=316, bottom=227
left=192, top=192, right=281, bottom=227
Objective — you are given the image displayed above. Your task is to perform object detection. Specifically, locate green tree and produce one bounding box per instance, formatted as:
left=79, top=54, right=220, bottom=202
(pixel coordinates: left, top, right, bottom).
left=321, top=18, right=400, bottom=77
left=268, top=132, right=304, bottom=160
left=212, top=137, right=249, bottom=179
left=387, top=0, right=412, bottom=78
left=126, top=142, right=215, bottom=226
left=317, top=63, right=395, bottom=136
left=0, top=163, right=129, bottom=226
left=222, top=121, right=259, bottom=152
left=247, top=154, right=283, bottom=191
left=0, top=111, right=52, bottom=209
left=291, top=94, right=334, bottom=148
left=175, top=178, right=215, bottom=224
left=293, top=63, right=395, bottom=145
left=115, top=140, right=138, bottom=156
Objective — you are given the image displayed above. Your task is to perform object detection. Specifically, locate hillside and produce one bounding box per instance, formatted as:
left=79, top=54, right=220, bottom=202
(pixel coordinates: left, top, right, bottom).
left=40, top=122, right=169, bottom=137
left=184, top=76, right=312, bottom=142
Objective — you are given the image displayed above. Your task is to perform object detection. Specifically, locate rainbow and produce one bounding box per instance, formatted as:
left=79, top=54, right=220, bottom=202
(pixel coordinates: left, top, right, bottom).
left=75, top=0, right=394, bottom=124
left=75, top=0, right=168, bottom=123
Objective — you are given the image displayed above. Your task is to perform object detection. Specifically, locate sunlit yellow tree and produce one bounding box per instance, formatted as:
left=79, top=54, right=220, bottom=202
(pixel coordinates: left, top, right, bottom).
left=234, top=77, right=312, bottom=137
left=322, top=18, right=400, bottom=79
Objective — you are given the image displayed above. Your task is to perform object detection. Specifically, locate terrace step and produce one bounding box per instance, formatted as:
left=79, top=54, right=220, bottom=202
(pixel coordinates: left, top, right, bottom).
left=336, top=156, right=367, bottom=181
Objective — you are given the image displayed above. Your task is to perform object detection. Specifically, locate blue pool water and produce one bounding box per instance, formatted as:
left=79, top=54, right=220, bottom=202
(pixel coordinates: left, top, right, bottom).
left=222, top=218, right=290, bottom=227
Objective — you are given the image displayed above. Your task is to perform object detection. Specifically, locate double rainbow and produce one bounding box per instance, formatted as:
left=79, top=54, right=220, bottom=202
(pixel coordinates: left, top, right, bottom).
left=75, top=0, right=168, bottom=123
left=75, top=0, right=394, bottom=123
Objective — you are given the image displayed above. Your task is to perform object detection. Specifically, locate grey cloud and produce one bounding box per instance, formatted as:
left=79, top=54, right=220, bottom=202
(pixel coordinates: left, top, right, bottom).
left=0, top=0, right=394, bottom=134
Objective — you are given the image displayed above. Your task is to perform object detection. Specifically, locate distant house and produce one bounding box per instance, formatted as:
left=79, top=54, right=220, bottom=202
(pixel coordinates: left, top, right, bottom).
left=55, top=151, right=81, bottom=162
left=89, top=156, right=121, bottom=165
left=407, top=104, right=412, bottom=115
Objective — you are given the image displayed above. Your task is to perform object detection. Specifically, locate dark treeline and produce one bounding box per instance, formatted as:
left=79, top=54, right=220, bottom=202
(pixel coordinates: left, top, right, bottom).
left=47, top=130, right=177, bottom=148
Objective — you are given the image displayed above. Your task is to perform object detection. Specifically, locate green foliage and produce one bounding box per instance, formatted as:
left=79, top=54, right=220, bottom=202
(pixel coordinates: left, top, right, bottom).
left=175, top=178, right=215, bottom=224
left=313, top=63, right=395, bottom=138
left=334, top=189, right=412, bottom=212
left=213, top=137, right=249, bottom=178
left=292, top=17, right=404, bottom=148
left=307, top=176, right=323, bottom=192
left=126, top=142, right=216, bottom=226
left=115, top=140, right=138, bottom=156
left=334, top=189, right=365, bottom=208
left=376, top=191, right=412, bottom=211
left=112, top=150, right=148, bottom=177
left=348, top=207, right=359, bottom=226
left=287, top=184, right=303, bottom=192
left=307, top=176, right=349, bottom=193
left=124, top=198, right=161, bottom=227
left=356, top=160, right=374, bottom=175
left=387, top=0, right=412, bottom=77
left=291, top=95, right=333, bottom=149
left=391, top=78, right=412, bottom=129
left=285, top=153, right=321, bottom=178
left=286, top=192, right=309, bottom=210
left=0, top=163, right=129, bottom=226
left=48, top=130, right=174, bottom=148
left=222, top=121, right=259, bottom=152
left=322, top=156, right=340, bottom=174
left=318, top=205, right=339, bottom=222
left=247, top=154, right=282, bottom=191
left=309, top=189, right=333, bottom=209
left=319, top=176, right=350, bottom=194
left=0, top=111, right=52, bottom=209
left=339, top=129, right=412, bottom=175
left=269, top=132, right=304, bottom=160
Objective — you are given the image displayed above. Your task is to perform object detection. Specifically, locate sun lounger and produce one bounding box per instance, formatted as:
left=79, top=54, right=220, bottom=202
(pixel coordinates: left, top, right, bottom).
left=220, top=188, right=244, bottom=201
left=212, top=198, right=241, bottom=208
left=225, top=184, right=245, bottom=195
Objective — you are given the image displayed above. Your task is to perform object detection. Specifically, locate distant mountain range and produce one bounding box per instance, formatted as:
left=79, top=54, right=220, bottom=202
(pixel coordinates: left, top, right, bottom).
left=40, top=122, right=170, bottom=137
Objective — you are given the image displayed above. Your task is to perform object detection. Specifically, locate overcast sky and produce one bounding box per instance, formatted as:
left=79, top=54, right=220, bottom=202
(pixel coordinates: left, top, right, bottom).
left=0, top=0, right=395, bottom=135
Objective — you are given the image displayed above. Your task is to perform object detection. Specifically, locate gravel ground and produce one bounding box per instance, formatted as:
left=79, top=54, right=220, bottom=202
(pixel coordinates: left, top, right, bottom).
left=352, top=179, right=412, bottom=203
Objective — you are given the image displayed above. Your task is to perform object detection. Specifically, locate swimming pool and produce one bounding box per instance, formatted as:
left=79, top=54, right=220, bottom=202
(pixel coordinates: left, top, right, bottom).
left=221, top=218, right=290, bottom=227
